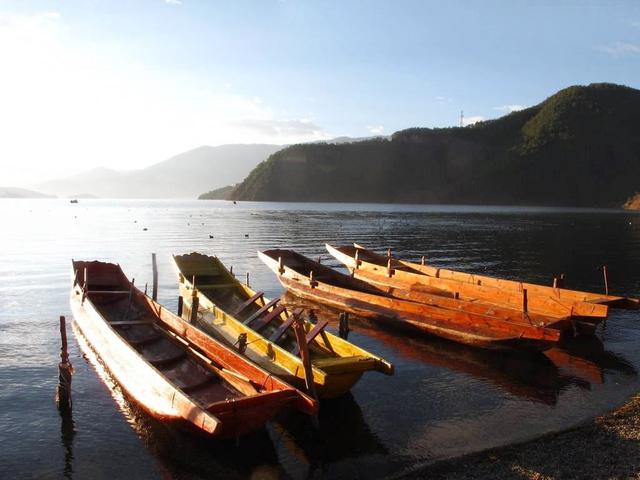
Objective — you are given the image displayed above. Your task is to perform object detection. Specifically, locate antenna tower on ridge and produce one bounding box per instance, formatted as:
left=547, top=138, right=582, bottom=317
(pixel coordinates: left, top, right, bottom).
left=460, top=110, right=464, bottom=127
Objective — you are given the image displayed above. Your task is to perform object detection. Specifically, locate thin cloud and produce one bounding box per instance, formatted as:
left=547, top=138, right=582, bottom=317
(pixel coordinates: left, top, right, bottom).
left=596, top=42, right=640, bottom=57
left=234, top=118, right=329, bottom=141
left=494, top=104, right=527, bottom=113
left=367, top=125, right=384, bottom=135
left=462, top=115, right=484, bottom=126
left=165, top=0, right=183, bottom=5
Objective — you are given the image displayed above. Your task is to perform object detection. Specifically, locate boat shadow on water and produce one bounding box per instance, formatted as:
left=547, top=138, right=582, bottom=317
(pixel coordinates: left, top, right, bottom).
left=270, top=393, right=388, bottom=478
left=282, top=293, right=637, bottom=405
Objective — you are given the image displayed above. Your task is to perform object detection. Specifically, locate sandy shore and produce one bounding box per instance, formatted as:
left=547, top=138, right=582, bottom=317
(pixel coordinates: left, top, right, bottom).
left=398, top=393, right=640, bottom=479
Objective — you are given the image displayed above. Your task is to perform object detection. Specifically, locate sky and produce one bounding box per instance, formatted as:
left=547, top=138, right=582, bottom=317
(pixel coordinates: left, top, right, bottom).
left=2, top=0, right=640, bottom=187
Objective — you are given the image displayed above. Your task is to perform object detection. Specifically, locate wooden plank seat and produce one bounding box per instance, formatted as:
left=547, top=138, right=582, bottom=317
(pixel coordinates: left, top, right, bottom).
left=242, top=297, right=279, bottom=325
left=235, top=291, right=264, bottom=316
left=250, top=305, right=286, bottom=332
left=268, top=315, right=296, bottom=343
left=292, top=320, right=329, bottom=355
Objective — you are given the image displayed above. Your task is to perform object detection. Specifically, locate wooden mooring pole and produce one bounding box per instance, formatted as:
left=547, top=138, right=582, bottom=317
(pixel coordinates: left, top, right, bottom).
left=177, top=295, right=184, bottom=318
left=55, top=316, right=73, bottom=412
left=339, top=312, right=350, bottom=339
left=190, top=287, right=199, bottom=324
left=603, top=265, right=609, bottom=295
left=151, top=253, right=158, bottom=301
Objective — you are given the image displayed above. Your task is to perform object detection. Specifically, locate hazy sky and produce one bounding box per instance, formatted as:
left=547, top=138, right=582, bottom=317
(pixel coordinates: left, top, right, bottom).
left=2, top=0, right=640, bottom=187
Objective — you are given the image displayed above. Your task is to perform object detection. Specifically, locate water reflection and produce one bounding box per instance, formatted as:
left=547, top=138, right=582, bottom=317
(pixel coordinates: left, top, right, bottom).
left=544, top=336, right=637, bottom=385
left=273, top=393, right=387, bottom=478
left=59, top=407, right=76, bottom=479
left=282, top=293, right=636, bottom=404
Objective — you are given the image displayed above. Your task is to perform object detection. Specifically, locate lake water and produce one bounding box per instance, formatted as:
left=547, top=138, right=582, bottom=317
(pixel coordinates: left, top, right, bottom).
left=1, top=199, right=639, bottom=479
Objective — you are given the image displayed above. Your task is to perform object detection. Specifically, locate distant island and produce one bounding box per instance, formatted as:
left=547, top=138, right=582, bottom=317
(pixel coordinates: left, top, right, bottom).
left=224, top=83, right=640, bottom=208
left=0, top=187, right=53, bottom=198
left=198, top=185, right=234, bottom=200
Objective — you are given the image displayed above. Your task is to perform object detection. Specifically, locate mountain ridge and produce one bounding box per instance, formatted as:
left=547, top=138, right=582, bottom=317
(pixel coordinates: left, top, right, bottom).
left=229, top=83, right=640, bottom=207
left=37, top=144, right=283, bottom=198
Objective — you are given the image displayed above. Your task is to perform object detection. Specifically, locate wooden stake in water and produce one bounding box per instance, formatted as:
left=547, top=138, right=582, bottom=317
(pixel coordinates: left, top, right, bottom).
left=56, top=316, right=73, bottom=412
left=603, top=265, right=609, bottom=295
left=151, top=253, right=158, bottom=301
left=190, top=287, right=199, bottom=325
left=339, top=312, right=350, bottom=339
left=177, top=295, right=183, bottom=317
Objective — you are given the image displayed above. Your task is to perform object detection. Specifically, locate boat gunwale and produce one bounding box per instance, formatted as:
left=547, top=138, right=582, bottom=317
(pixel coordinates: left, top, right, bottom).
left=71, top=259, right=317, bottom=436
left=258, top=249, right=562, bottom=350
left=172, top=253, right=394, bottom=391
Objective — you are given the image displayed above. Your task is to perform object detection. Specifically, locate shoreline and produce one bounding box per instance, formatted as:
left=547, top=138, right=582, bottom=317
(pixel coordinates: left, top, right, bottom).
left=397, top=392, right=640, bottom=479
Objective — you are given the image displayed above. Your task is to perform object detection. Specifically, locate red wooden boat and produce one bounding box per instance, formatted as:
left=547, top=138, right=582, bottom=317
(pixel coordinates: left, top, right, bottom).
left=259, top=249, right=566, bottom=351
left=70, top=260, right=317, bottom=438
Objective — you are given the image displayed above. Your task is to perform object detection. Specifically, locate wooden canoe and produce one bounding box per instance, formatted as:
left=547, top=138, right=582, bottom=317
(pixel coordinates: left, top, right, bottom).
left=259, top=249, right=566, bottom=351
left=70, top=260, right=317, bottom=439
left=366, top=245, right=640, bottom=310
left=355, top=243, right=638, bottom=309
left=326, top=244, right=603, bottom=336
left=327, top=244, right=610, bottom=325
left=172, top=253, right=393, bottom=399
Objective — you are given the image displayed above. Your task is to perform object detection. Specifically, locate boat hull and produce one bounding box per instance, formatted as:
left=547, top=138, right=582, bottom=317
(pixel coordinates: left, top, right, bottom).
left=327, top=244, right=609, bottom=326
left=259, top=251, right=562, bottom=351
left=70, top=290, right=222, bottom=436
left=70, top=261, right=317, bottom=438
left=172, top=252, right=392, bottom=399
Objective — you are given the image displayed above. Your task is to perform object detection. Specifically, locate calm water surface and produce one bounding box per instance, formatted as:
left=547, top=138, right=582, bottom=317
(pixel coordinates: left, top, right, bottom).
left=1, top=199, right=640, bottom=479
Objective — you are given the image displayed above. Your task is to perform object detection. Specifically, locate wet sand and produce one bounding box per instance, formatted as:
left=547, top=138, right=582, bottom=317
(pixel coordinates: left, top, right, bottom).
left=399, top=393, right=640, bottom=479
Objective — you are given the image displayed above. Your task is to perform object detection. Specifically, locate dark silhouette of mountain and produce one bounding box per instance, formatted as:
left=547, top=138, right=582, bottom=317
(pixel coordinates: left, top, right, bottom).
left=230, top=83, right=640, bottom=207
left=37, top=144, right=282, bottom=198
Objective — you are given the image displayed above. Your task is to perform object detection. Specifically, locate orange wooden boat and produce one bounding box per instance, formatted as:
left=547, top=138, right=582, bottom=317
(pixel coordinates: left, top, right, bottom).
left=70, top=260, right=317, bottom=438
left=362, top=244, right=639, bottom=310
left=259, top=249, right=566, bottom=351
left=353, top=243, right=637, bottom=309
left=326, top=244, right=610, bottom=331
left=326, top=244, right=604, bottom=336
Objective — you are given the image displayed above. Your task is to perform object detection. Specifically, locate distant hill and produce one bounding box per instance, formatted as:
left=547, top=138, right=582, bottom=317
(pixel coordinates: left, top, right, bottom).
left=38, top=144, right=283, bottom=198
left=230, top=83, right=640, bottom=207
left=0, top=187, right=53, bottom=198
left=198, top=185, right=234, bottom=200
